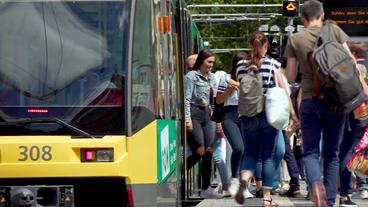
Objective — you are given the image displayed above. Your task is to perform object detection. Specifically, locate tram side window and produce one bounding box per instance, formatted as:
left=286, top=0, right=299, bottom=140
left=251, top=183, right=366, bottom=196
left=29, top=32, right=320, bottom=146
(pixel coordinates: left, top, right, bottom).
left=131, top=0, right=156, bottom=133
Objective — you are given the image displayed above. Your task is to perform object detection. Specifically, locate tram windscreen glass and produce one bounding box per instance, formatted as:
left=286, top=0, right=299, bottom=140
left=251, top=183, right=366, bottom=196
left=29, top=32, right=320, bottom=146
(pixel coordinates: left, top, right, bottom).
left=323, top=0, right=368, bottom=36
left=0, top=1, right=129, bottom=136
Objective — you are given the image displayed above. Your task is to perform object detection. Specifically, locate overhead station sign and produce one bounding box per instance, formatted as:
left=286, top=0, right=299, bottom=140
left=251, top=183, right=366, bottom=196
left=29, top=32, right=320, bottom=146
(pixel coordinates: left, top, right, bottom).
left=323, top=0, right=368, bottom=36
left=282, top=1, right=299, bottom=17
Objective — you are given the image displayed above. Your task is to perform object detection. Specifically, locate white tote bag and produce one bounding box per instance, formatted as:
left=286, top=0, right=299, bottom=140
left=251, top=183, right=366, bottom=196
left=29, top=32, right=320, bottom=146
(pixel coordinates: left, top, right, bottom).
left=265, top=62, right=290, bottom=130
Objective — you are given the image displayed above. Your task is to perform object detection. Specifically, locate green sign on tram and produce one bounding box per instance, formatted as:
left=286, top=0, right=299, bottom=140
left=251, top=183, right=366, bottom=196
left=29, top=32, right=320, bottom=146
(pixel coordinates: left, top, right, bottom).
left=157, top=120, right=177, bottom=183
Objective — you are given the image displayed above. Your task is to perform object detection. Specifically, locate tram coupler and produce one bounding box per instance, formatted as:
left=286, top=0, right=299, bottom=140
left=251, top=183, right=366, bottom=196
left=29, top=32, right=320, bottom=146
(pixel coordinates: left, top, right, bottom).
left=0, top=185, right=74, bottom=207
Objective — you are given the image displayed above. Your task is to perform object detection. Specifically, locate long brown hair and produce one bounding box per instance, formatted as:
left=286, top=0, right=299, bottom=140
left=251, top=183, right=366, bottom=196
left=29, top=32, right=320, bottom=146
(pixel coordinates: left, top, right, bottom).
left=248, top=32, right=268, bottom=68
left=192, top=49, right=214, bottom=71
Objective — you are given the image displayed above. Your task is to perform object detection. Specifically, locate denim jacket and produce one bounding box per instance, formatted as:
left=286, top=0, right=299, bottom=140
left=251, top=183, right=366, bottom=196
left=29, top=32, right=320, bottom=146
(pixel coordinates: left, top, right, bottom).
left=184, top=70, right=218, bottom=121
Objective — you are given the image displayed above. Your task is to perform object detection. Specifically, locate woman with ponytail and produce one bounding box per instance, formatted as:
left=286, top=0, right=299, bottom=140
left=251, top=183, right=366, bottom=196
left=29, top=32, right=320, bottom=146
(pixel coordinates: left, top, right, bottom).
left=234, top=32, right=299, bottom=207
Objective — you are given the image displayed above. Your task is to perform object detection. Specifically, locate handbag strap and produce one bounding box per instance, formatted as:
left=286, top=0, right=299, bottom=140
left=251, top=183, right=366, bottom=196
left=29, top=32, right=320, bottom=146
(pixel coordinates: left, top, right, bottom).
left=267, top=58, right=278, bottom=88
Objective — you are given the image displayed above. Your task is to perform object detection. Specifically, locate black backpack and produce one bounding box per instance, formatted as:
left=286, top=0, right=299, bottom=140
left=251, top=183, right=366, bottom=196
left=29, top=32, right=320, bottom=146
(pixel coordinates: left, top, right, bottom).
left=311, top=23, right=366, bottom=113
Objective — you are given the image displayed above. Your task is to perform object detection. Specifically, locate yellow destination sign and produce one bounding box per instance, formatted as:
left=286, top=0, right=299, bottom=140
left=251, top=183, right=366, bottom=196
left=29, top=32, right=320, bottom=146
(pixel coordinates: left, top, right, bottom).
left=286, top=3, right=296, bottom=11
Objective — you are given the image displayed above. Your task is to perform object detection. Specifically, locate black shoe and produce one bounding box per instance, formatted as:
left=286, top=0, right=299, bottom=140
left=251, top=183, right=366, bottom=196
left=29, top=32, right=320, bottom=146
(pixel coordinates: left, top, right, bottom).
left=279, top=188, right=301, bottom=197
left=255, top=189, right=263, bottom=198
left=340, top=196, right=357, bottom=207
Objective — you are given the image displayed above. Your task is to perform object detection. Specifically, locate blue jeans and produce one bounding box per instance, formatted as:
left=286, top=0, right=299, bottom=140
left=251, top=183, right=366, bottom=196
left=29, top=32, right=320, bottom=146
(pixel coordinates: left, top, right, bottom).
left=358, top=177, right=368, bottom=191
left=213, top=136, right=231, bottom=184
left=300, top=99, right=345, bottom=206
left=240, top=112, right=278, bottom=189
left=254, top=131, right=285, bottom=188
left=221, top=106, right=244, bottom=178
left=273, top=131, right=286, bottom=188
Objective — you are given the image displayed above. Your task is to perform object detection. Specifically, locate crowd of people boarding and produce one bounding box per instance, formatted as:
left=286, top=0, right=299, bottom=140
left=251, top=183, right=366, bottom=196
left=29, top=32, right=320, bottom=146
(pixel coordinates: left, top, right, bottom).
left=183, top=1, right=368, bottom=207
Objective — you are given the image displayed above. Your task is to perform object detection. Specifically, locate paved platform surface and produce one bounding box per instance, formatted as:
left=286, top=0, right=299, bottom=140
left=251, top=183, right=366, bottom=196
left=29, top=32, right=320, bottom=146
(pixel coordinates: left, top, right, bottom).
left=196, top=195, right=368, bottom=207
left=196, top=181, right=368, bottom=207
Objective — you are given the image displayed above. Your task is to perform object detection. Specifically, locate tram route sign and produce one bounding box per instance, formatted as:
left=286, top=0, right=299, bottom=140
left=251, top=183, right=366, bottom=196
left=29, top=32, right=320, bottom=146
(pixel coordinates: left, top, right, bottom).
left=323, top=0, right=368, bottom=36
left=259, top=24, right=269, bottom=32
left=282, top=0, right=299, bottom=17
left=157, top=120, right=177, bottom=183
left=285, top=25, right=295, bottom=33
left=270, top=25, right=280, bottom=32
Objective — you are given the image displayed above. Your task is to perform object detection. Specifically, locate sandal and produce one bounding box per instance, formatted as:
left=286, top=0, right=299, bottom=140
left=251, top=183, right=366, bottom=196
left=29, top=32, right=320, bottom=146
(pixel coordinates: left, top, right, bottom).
left=262, top=198, right=279, bottom=207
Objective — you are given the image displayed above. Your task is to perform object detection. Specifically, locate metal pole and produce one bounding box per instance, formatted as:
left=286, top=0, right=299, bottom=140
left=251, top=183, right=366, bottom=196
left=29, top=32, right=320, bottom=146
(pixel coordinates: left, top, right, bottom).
left=288, top=17, right=294, bottom=34
left=187, top=4, right=282, bottom=8
left=191, top=13, right=282, bottom=17
left=193, top=17, right=271, bottom=23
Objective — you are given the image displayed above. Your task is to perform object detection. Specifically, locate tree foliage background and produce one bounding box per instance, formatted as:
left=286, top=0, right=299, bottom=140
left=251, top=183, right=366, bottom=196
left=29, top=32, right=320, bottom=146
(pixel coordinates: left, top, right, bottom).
left=186, top=0, right=292, bottom=72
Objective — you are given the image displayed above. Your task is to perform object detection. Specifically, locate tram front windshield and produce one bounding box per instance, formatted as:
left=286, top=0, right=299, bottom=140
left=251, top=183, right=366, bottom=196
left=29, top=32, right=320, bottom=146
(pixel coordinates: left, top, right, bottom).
left=0, top=1, right=129, bottom=136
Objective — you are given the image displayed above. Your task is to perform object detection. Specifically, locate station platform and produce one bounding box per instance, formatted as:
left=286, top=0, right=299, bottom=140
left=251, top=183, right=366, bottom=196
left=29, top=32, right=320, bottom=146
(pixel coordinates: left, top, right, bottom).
left=196, top=181, right=368, bottom=207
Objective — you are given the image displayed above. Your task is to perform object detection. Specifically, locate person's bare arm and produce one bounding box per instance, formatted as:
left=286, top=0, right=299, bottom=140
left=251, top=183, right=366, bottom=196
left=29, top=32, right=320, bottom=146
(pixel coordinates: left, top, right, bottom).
left=285, top=57, right=298, bottom=84
left=216, top=79, right=238, bottom=104
left=297, top=88, right=303, bottom=112
left=227, top=79, right=239, bottom=88
left=216, top=87, right=236, bottom=104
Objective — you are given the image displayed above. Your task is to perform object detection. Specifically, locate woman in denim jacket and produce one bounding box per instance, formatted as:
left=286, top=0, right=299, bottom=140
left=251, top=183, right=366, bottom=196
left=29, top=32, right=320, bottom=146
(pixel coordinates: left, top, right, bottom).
left=184, top=49, right=220, bottom=198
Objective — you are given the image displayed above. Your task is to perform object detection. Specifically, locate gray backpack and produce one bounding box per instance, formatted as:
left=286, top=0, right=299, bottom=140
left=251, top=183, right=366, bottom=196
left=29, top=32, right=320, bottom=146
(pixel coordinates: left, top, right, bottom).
left=312, top=23, right=366, bottom=113
left=238, top=64, right=264, bottom=117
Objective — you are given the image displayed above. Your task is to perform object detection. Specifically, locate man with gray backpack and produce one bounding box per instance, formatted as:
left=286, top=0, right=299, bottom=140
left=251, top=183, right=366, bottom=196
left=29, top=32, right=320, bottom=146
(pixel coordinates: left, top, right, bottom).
left=284, top=1, right=368, bottom=206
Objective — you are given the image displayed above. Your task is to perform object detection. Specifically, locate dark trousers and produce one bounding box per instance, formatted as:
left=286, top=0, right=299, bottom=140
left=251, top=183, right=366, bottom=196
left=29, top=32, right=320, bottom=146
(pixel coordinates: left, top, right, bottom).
left=293, top=144, right=305, bottom=179
left=187, top=105, right=214, bottom=190
left=284, top=134, right=300, bottom=190
left=187, top=151, right=213, bottom=190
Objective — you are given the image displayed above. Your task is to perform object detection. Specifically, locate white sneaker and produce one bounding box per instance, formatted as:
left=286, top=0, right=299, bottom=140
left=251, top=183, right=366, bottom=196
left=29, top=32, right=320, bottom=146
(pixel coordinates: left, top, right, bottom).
left=243, top=188, right=254, bottom=199
left=222, top=190, right=231, bottom=197
left=200, top=187, right=224, bottom=199
left=359, top=189, right=368, bottom=199
left=352, top=189, right=368, bottom=199
left=228, top=178, right=239, bottom=197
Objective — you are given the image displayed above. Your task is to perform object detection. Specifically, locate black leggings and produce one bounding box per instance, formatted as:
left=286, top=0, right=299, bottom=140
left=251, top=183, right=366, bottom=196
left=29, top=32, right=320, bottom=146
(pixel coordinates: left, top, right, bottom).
left=187, top=105, right=214, bottom=190
left=187, top=106, right=214, bottom=151
left=187, top=151, right=213, bottom=190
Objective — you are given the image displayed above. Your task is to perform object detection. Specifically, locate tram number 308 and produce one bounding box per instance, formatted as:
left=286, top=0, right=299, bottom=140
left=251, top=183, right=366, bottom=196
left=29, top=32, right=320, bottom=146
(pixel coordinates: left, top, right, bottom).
left=18, top=145, right=53, bottom=161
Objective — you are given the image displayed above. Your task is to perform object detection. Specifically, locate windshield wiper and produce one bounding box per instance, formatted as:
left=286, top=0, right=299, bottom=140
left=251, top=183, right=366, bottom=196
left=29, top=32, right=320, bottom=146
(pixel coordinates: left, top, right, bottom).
left=0, top=118, right=95, bottom=138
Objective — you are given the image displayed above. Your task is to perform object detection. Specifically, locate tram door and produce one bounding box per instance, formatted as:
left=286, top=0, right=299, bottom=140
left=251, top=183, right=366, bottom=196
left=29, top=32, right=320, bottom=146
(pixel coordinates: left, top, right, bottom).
left=152, top=0, right=183, bottom=204
left=153, top=0, right=174, bottom=120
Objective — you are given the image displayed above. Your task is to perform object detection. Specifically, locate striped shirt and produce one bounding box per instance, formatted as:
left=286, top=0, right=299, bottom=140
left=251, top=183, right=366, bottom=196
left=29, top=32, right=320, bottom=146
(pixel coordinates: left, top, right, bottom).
left=236, top=57, right=281, bottom=93
left=217, top=74, right=239, bottom=106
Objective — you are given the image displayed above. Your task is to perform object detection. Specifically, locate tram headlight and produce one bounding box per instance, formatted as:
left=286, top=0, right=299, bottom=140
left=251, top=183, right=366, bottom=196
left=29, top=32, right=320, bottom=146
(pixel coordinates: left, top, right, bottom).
left=96, top=149, right=114, bottom=162
left=0, top=187, right=10, bottom=207
left=81, top=148, right=114, bottom=162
